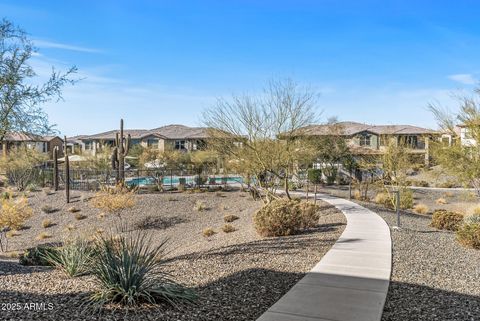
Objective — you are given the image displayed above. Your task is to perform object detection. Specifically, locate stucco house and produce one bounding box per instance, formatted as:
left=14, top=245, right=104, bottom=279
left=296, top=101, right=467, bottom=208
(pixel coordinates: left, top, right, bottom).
left=0, top=132, right=64, bottom=159
left=296, top=121, right=440, bottom=165
left=72, top=124, right=210, bottom=156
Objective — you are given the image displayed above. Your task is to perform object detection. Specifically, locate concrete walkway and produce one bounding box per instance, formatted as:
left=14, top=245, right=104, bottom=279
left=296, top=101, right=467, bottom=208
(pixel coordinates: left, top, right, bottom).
left=257, top=193, right=392, bottom=321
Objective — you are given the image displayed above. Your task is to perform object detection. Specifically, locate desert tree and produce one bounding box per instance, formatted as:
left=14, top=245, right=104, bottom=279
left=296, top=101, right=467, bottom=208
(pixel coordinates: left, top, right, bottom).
left=429, top=89, right=480, bottom=196
left=203, top=78, right=319, bottom=202
left=0, top=18, right=77, bottom=146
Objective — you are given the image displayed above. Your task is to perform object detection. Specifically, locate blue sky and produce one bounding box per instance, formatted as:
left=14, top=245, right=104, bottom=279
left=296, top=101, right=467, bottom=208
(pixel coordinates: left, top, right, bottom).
left=2, top=0, right=480, bottom=136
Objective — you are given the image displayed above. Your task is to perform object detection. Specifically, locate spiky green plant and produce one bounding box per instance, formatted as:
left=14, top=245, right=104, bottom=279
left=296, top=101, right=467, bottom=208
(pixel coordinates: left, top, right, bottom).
left=89, top=232, right=196, bottom=307
left=43, top=238, right=94, bottom=277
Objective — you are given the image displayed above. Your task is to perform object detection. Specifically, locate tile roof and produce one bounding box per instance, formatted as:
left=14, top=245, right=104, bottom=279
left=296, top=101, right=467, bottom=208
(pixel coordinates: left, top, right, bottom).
left=298, top=121, right=438, bottom=136
left=148, top=124, right=209, bottom=139
left=3, top=132, right=62, bottom=142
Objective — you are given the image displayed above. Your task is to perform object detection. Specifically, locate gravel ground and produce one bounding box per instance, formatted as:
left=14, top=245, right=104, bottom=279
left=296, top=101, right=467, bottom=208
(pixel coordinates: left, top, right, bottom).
left=0, top=190, right=346, bottom=321
left=360, top=203, right=480, bottom=321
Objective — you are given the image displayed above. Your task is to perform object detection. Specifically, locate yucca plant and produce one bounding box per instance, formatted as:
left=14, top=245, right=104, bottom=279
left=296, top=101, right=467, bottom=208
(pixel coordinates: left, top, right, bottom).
left=43, top=238, right=94, bottom=277
left=89, top=232, right=196, bottom=308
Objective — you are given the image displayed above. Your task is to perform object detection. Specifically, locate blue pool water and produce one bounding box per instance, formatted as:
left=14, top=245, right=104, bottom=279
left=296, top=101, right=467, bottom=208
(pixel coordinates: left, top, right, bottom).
left=126, top=176, right=243, bottom=187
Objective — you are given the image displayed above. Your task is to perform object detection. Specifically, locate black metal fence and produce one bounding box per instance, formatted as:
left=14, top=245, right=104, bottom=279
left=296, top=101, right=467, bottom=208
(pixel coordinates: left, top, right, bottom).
left=27, top=167, right=243, bottom=192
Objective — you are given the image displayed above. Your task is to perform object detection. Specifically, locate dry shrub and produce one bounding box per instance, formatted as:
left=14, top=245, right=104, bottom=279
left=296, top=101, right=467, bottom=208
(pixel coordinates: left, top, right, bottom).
left=353, top=190, right=361, bottom=200
left=6, top=230, right=20, bottom=238
left=254, top=198, right=320, bottom=237
left=430, top=210, right=464, bottom=231
left=223, top=214, right=239, bottom=223
left=74, top=213, right=87, bottom=220
left=203, top=228, right=216, bottom=237
left=42, top=219, right=53, bottom=228
left=444, top=191, right=454, bottom=198
left=90, top=184, right=136, bottom=214
left=413, top=203, right=429, bottom=215
left=374, top=193, right=389, bottom=206
left=436, top=198, right=448, bottom=205
left=68, top=206, right=80, bottom=213
left=37, top=232, right=52, bottom=240
left=41, top=205, right=57, bottom=214
left=456, top=223, right=480, bottom=249
left=221, top=224, right=236, bottom=233
left=464, top=211, right=480, bottom=224
left=193, top=200, right=207, bottom=212
left=0, top=196, right=32, bottom=230
left=65, top=224, right=75, bottom=232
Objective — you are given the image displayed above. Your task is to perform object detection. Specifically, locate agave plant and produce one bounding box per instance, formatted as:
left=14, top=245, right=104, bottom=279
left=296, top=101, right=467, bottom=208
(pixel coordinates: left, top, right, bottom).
left=42, top=238, right=94, bottom=277
left=89, top=232, right=196, bottom=307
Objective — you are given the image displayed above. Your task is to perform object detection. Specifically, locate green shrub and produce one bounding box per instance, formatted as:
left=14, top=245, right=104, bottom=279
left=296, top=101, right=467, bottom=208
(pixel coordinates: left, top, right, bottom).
left=464, top=213, right=480, bottom=225
left=307, top=169, right=322, bottom=184
left=89, top=232, right=196, bottom=307
left=456, top=223, right=480, bottom=249
left=254, top=198, right=320, bottom=237
left=43, top=238, right=94, bottom=277
left=19, top=246, right=58, bottom=266
left=431, top=210, right=464, bottom=231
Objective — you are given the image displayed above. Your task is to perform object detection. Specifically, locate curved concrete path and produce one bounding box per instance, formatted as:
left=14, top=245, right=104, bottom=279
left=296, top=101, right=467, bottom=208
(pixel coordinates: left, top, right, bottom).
left=257, top=193, right=392, bottom=321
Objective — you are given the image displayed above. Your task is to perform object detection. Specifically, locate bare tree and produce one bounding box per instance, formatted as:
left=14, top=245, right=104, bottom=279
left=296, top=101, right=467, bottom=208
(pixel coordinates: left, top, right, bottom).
left=0, top=18, right=77, bottom=145
left=203, top=78, right=320, bottom=202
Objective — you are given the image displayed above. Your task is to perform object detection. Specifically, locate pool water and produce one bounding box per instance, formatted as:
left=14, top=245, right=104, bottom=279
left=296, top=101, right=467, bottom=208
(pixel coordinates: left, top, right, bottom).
left=126, top=176, right=243, bottom=187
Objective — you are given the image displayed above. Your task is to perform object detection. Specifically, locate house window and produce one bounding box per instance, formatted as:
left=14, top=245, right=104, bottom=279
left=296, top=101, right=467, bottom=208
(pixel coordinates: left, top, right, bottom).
left=85, top=141, right=92, bottom=150
left=175, top=140, right=186, bottom=150
left=193, top=140, right=206, bottom=150
left=400, top=135, right=418, bottom=148
left=359, top=134, right=371, bottom=146
left=42, top=143, right=47, bottom=153
left=147, top=138, right=159, bottom=148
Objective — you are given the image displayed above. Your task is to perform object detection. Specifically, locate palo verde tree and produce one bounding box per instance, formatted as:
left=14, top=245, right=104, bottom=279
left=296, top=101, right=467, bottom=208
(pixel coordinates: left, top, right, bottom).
left=203, top=78, right=319, bottom=203
left=429, top=89, right=480, bottom=196
left=0, top=19, right=77, bottom=145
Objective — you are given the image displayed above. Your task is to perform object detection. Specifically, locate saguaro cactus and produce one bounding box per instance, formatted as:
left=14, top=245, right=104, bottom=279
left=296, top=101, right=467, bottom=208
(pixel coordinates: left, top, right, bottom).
left=111, top=119, right=130, bottom=183
left=53, top=146, right=59, bottom=191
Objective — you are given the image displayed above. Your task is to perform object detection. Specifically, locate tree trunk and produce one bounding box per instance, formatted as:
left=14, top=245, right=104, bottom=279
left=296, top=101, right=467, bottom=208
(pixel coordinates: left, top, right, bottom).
left=314, top=184, right=317, bottom=205
left=284, top=175, right=291, bottom=200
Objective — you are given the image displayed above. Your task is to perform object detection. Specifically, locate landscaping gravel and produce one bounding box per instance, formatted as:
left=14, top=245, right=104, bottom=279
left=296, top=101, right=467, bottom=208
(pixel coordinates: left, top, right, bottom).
left=0, top=190, right=346, bottom=321
left=361, top=203, right=480, bottom=321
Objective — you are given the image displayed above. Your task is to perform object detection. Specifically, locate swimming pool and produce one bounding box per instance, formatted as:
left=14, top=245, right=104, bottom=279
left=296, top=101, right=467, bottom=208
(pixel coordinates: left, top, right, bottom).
left=125, top=176, right=243, bottom=187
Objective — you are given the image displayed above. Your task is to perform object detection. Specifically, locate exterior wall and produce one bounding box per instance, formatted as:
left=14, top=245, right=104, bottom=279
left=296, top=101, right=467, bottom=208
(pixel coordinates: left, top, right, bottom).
left=460, top=127, right=477, bottom=146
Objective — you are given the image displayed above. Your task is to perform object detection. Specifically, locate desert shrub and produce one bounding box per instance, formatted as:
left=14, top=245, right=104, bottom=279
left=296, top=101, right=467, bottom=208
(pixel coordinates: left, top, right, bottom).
left=353, top=190, right=362, bottom=200
left=37, top=232, right=52, bottom=240
left=221, top=224, right=236, bottom=233
left=65, top=224, right=76, bottom=232
left=431, top=210, right=464, bottom=231
left=254, top=198, right=320, bottom=237
left=456, top=223, right=480, bottom=249
left=43, top=238, right=94, bottom=277
left=42, top=219, right=53, bottom=228
left=203, top=228, right=216, bottom=237
left=68, top=206, right=80, bottom=213
left=89, top=232, right=196, bottom=307
left=26, top=183, right=38, bottom=192
left=0, top=149, right=47, bottom=191
left=297, top=202, right=320, bottom=228
left=444, top=191, right=454, bottom=198
left=307, top=169, right=322, bottom=184
left=411, top=180, right=429, bottom=187
left=43, top=187, right=52, bottom=196
left=436, top=198, right=448, bottom=205
left=437, top=181, right=457, bottom=188
left=374, top=192, right=389, bottom=206
left=0, top=196, right=32, bottom=230
left=413, top=203, right=429, bottom=215
left=6, top=230, right=20, bottom=238
left=41, top=205, right=57, bottom=214
left=90, top=184, right=136, bottom=214
left=0, top=189, right=13, bottom=200
left=74, top=213, right=87, bottom=220
left=193, top=200, right=207, bottom=212
left=223, top=214, right=239, bottom=223
left=19, top=246, right=58, bottom=266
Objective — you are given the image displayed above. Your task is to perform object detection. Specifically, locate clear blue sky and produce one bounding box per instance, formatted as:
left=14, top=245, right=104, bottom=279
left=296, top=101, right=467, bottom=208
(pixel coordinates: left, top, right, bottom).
left=2, top=0, right=480, bottom=136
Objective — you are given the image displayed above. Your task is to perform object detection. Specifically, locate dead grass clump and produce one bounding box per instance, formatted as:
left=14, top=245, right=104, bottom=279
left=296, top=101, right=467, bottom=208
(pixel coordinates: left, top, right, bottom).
left=42, top=219, right=54, bottom=228
left=221, top=224, right=236, bottom=233
left=64, top=224, right=75, bottom=232
left=203, top=228, right=216, bottom=237
left=36, top=232, right=52, bottom=240
left=374, top=192, right=390, bottom=206
left=68, top=206, right=80, bottom=213
left=436, top=198, right=448, bottom=205
left=224, top=214, right=239, bottom=223
left=90, top=184, right=136, bottom=214
left=413, top=203, right=429, bottom=215
left=74, top=213, right=87, bottom=220
left=194, top=200, right=207, bottom=212
left=6, top=230, right=20, bottom=238
left=0, top=196, right=32, bottom=230
left=41, top=205, right=57, bottom=214
left=444, top=191, right=454, bottom=198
